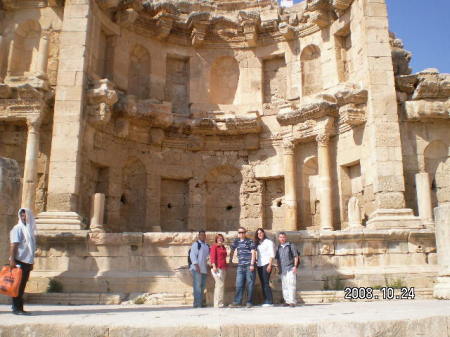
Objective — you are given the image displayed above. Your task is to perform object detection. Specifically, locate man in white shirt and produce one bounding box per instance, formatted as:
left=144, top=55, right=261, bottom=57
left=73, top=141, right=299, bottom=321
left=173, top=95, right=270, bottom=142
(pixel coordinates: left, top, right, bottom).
left=189, top=230, right=210, bottom=308
left=9, top=208, right=36, bottom=315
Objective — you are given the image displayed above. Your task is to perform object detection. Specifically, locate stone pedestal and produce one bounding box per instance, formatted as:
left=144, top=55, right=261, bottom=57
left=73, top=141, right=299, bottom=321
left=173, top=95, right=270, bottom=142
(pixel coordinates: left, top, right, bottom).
left=415, top=172, right=434, bottom=227
left=367, top=209, right=423, bottom=230
left=433, top=203, right=450, bottom=299
left=36, top=212, right=84, bottom=230
left=90, top=193, right=105, bottom=232
left=347, top=196, right=362, bottom=229
left=283, top=140, right=297, bottom=231
left=21, top=120, right=40, bottom=211
left=316, top=134, right=333, bottom=231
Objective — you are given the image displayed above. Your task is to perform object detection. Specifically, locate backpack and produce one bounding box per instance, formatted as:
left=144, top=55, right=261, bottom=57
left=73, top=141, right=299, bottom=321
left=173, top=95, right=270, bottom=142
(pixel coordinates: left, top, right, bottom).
left=188, top=241, right=209, bottom=267
left=277, top=243, right=300, bottom=267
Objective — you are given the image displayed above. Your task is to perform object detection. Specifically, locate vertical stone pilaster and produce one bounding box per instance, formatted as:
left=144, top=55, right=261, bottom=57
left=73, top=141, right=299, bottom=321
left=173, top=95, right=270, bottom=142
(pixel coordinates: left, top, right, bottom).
left=21, top=119, right=41, bottom=212
left=0, top=35, right=5, bottom=81
left=283, top=140, right=297, bottom=231
left=36, top=34, right=50, bottom=77
left=358, top=0, right=421, bottom=229
left=433, top=203, right=450, bottom=299
left=415, top=172, right=434, bottom=227
left=316, top=133, right=333, bottom=231
left=37, top=0, right=93, bottom=230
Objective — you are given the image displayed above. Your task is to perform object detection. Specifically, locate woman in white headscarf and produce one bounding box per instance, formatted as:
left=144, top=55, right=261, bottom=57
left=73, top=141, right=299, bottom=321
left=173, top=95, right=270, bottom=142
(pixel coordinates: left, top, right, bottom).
left=9, top=208, right=37, bottom=315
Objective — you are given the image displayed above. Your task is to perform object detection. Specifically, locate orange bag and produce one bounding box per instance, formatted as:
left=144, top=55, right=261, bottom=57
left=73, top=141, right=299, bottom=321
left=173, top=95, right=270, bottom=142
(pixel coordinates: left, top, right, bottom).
left=0, top=265, right=22, bottom=297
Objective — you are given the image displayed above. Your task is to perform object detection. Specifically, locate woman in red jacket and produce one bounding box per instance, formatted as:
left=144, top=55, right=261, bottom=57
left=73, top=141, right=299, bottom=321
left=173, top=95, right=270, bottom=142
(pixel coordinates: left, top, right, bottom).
left=210, top=234, right=227, bottom=308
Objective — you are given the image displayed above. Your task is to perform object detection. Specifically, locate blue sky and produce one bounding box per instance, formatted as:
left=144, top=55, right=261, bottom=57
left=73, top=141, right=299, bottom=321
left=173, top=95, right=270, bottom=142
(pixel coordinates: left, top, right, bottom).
left=292, top=0, right=450, bottom=73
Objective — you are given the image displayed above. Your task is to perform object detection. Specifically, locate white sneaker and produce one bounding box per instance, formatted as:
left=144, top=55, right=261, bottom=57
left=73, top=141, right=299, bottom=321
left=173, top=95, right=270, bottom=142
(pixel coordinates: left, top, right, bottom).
left=262, top=304, right=274, bottom=307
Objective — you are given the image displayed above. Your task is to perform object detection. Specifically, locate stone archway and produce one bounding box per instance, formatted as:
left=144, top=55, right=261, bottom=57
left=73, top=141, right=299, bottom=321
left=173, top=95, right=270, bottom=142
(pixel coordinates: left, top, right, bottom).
left=128, top=44, right=151, bottom=99
left=301, top=44, right=322, bottom=97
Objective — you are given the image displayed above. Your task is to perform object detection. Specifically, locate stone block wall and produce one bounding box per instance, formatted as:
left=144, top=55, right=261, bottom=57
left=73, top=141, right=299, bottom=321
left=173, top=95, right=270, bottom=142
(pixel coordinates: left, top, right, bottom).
left=28, top=229, right=438, bottom=304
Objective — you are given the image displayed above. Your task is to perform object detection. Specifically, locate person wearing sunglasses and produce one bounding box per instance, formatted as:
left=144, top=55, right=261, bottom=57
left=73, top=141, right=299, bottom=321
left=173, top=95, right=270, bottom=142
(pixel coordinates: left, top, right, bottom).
left=229, top=227, right=256, bottom=308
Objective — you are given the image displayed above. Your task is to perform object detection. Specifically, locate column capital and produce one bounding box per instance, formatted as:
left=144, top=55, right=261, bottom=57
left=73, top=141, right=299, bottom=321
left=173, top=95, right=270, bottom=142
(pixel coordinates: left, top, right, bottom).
left=316, top=133, right=330, bottom=146
left=26, top=116, right=42, bottom=131
left=282, top=139, right=295, bottom=154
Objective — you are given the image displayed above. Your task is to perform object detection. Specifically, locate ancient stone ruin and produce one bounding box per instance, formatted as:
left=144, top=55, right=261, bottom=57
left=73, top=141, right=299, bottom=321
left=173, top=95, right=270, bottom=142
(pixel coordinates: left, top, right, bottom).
left=0, top=0, right=449, bottom=304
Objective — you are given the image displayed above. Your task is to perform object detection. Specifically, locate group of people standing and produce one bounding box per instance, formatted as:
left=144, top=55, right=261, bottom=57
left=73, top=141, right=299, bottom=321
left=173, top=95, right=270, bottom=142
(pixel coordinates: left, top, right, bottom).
left=189, top=227, right=299, bottom=308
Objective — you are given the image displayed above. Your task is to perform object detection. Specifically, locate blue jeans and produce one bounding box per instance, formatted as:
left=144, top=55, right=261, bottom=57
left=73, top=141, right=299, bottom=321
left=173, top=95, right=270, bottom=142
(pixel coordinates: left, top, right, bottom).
left=257, top=264, right=273, bottom=304
left=233, top=265, right=256, bottom=305
left=192, top=270, right=207, bottom=307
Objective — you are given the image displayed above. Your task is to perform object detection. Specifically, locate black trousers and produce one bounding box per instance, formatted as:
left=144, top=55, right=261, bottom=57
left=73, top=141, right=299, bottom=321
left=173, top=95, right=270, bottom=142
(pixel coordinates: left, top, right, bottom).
left=12, top=260, right=32, bottom=311
left=257, top=264, right=273, bottom=304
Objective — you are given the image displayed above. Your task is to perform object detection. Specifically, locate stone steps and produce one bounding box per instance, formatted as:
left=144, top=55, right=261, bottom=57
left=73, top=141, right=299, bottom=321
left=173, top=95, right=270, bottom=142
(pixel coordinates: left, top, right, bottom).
left=0, top=288, right=434, bottom=306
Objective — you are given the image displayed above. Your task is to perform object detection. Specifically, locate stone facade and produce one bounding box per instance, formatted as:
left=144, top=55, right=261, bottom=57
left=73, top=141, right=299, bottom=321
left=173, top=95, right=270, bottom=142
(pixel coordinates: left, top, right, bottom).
left=0, top=0, right=448, bottom=302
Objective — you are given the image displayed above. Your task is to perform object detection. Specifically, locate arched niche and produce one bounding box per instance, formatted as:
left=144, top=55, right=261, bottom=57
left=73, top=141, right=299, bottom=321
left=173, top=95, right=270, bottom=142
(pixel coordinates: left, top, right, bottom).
left=209, top=56, right=240, bottom=105
left=120, top=158, right=147, bottom=232
left=128, top=44, right=150, bottom=99
left=205, top=165, right=242, bottom=231
left=301, top=45, right=322, bottom=97
left=8, top=20, right=41, bottom=76
left=424, top=140, right=450, bottom=206
left=301, top=156, right=320, bottom=228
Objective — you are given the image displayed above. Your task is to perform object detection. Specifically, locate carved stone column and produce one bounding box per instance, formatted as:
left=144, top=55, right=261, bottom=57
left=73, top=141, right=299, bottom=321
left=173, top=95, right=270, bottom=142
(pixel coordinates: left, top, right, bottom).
left=21, top=118, right=41, bottom=211
left=415, top=172, right=434, bottom=227
left=316, top=133, right=333, bottom=230
left=6, top=38, right=15, bottom=76
left=433, top=203, right=450, bottom=299
left=90, top=193, right=106, bottom=232
left=283, top=140, right=297, bottom=231
left=0, top=35, right=4, bottom=81
left=36, top=33, right=50, bottom=77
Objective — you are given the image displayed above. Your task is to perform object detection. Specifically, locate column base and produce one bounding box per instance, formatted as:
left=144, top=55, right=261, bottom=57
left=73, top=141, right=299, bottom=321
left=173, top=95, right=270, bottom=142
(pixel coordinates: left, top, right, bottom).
left=366, top=209, right=424, bottom=230
left=36, top=211, right=84, bottom=231
left=434, top=276, right=450, bottom=299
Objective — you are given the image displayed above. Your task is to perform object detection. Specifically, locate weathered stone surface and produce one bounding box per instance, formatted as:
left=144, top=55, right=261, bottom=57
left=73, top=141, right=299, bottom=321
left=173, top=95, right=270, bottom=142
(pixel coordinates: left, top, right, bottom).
left=0, top=301, right=450, bottom=337
left=0, top=0, right=448, bottom=302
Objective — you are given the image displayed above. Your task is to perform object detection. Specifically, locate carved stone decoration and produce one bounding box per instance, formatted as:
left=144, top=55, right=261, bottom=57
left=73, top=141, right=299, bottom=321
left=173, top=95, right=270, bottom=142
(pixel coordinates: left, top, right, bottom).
left=390, top=33, right=412, bottom=76
left=87, top=79, right=118, bottom=125
left=188, top=12, right=210, bottom=47
left=155, top=13, right=175, bottom=40
left=239, top=11, right=260, bottom=48
left=119, top=94, right=174, bottom=129
left=412, top=70, right=450, bottom=100
left=0, top=83, right=47, bottom=117
left=315, top=132, right=330, bottom=146
left=116, top=8, right=139, bottom=28
left=405, top=100, right=450, bottom=121
left=1, top=0, right=47, bottom=10
left=96, top=0, right=120, bottom=10
left=397, top=69, right=450, bottom=121
left=278, top=22, right=297, bottom=40
left=191, top=22, right=208, bottom=47
left=331, top=0, right=354, bottom=10
left=190, top=111, right=261, bottom=136
left=277, top=99, right=338, bottom=125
